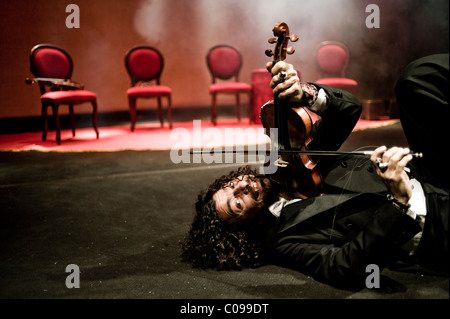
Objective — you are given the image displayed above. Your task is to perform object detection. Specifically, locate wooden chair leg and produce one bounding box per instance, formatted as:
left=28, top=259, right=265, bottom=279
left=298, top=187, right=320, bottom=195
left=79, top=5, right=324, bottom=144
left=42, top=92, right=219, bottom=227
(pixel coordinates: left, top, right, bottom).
left=69, top=104, right=76, bottom=137
left=211, top=93, right=217, bottom=126
left=41, top=103, right=48, bottom=141
left=52, top=104, right=61, bottom=145
left=247, top=91, right=254, bottom=124
left=157, top=97, right=164, bottom=127
left=167, top=95, right=172, bottom=129
left=235, top=94, right=241, bottom=122
left=92, top=99, right=99, bottom=139
left=128, top=96, right=137, bottom=132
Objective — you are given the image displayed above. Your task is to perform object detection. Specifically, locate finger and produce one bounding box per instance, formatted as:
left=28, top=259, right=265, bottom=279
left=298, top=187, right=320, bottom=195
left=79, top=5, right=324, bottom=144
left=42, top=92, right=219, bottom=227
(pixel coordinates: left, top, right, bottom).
left=377, top=147, right=399, bottom=174
left=272, top=72, right=295, bottom=91
left=276, top=79, right=301, bottom=99
left=270, top=61, right=286, bottom=76
left=381, top=146, right=399, bottom=158
left=265, top=61, right=273, bottom=73
left=370, top=145, right=387, bottom=164
left=270, top=71, right=294, bottom=91
left=271, top=72, right=288, bottom=87
left=398, top=154, right=413, bottom=169
left=385, top=147, right=409, bottom=167
left=394, top=148, right=412, bottom=169
left=272, top=61, right=295, bottom=78
left=382, top=148, right=412, bottom=180
left=388, top=147, right=410, bottom=162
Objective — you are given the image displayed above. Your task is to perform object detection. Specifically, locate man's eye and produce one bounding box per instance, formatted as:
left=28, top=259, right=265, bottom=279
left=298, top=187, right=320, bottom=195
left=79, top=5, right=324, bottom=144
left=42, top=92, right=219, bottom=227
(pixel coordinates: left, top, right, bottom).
left=230, top=182, right=234, bottom=189
left=236, top=199, right=241, bottom=209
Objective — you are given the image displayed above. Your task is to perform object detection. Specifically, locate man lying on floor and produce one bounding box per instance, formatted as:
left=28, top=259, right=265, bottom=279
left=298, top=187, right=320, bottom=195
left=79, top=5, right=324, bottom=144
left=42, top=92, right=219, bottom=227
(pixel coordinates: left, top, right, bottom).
left=181, top=54, right=449, bottom=288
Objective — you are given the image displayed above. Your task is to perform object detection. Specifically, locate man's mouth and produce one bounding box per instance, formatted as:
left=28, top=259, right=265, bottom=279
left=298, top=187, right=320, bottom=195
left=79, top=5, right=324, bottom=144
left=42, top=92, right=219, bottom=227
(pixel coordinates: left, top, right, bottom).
left=251, top=179, right=263, bottom=200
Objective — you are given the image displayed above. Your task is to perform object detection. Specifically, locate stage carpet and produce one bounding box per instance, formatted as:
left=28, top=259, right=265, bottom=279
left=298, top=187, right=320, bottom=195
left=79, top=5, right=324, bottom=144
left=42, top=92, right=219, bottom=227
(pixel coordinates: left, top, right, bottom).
left=0, top=118, right=400, bottom=152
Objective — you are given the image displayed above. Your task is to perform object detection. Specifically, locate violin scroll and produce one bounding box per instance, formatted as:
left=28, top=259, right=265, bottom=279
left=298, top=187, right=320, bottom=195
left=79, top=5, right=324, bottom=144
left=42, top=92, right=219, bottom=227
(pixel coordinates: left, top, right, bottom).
left=265, top=22, right=299, bottom=61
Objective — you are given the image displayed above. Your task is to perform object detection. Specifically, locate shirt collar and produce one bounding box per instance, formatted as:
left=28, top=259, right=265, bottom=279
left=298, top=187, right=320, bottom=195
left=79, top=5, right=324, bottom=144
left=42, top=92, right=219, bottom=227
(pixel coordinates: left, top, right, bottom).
left=268, top=197, right=302, bottom=218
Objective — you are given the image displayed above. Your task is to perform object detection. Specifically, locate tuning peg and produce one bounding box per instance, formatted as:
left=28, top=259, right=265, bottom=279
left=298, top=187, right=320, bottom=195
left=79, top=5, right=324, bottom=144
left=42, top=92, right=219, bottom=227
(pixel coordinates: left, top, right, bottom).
left=286, top=47, right=295, bottom=55
left=289, top=34, right=299, bottom=42
left=265, top=49, right=274, bottom=57
left=268, top=37, right=277, bottom=44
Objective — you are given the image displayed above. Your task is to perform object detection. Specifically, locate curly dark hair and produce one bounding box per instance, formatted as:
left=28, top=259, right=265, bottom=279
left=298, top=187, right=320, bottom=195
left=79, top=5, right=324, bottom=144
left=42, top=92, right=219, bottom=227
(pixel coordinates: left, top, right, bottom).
left=181, top=166, right=267, bottom=270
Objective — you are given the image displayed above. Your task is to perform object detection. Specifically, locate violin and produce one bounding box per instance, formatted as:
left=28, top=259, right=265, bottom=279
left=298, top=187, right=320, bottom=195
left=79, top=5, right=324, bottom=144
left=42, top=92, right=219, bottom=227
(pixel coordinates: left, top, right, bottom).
left=260, top=22, right=321, bottom=199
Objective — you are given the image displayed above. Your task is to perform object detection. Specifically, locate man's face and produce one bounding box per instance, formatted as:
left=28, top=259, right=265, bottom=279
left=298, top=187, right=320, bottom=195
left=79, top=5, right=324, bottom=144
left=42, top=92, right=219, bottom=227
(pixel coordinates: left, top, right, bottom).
left=212, top=175, right=273, bottom=224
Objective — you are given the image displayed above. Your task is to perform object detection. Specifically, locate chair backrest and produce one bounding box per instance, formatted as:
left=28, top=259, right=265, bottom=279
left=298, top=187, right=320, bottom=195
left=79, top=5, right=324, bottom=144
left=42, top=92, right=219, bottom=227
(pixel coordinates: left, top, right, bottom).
left=125, top=46, right=165, bottom=86
left=206, top=45, right=243, bottom=83
left=315, top=41, right=350, bottom=78
left=29, top=44, right=74, bottom=94
left=30, top=44, right=73, bottom=80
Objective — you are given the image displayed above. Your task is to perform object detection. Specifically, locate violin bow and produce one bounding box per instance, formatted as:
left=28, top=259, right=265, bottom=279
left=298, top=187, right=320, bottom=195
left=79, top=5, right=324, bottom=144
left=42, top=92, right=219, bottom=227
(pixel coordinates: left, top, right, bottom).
left=189, top=149, right=423, bottom=158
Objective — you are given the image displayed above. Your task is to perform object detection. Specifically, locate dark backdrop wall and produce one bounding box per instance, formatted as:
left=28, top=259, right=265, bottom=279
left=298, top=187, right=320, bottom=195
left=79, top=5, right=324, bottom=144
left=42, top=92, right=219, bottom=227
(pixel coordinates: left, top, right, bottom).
left=0, top=0, right=448, bottom=119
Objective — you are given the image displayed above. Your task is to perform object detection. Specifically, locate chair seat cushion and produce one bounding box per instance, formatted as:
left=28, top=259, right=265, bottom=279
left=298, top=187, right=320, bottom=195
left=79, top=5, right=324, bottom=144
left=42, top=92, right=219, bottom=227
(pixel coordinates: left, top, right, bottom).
left=41, top=90, right=97, bottom=103
left=127, top=85, right=172, bottom=97
left=209, top=82, right=252, bottom=93
left=315, top=77, right=358, bottom=87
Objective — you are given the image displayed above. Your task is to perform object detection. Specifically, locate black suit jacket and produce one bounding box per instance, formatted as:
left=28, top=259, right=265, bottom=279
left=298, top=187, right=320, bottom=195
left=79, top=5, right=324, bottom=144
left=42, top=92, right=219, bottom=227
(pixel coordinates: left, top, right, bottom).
left=265, top=157, right=422, bottom=287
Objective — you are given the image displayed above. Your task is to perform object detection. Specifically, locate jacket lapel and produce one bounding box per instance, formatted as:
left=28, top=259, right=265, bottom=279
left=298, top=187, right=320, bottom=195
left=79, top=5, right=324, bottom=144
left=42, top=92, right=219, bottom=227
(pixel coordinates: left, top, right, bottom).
left=278, top=192, right=362, bottom=233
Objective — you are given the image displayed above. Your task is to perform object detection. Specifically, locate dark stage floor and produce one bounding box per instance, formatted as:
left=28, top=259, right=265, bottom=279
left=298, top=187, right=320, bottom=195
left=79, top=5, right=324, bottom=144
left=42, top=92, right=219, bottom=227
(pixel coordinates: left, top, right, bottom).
left=0, top=122, right=448, bottom=311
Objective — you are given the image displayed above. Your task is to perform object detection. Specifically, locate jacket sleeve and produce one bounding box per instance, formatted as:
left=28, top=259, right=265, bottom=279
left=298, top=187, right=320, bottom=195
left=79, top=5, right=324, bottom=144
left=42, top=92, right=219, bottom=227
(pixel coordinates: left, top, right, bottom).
left=269, top=202, right=422, bottom=287
left=307, top=84, right=362, bottom=152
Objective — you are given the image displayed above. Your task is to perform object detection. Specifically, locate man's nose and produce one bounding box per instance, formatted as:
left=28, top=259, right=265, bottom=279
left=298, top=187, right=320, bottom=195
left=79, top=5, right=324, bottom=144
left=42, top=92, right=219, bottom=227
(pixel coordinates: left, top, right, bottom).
left=234, top=180, right=249, bottom=194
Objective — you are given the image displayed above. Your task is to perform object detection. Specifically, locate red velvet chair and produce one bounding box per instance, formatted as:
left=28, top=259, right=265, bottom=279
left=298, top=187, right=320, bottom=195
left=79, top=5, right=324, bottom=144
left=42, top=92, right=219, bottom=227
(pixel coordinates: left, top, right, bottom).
left=206, top=45, right=253, bottom=125
left=27, top=44, right=99, bottom=145
left=125, top=46, right=172, bottom=131
left=314, top=41, right=358, bottom=96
